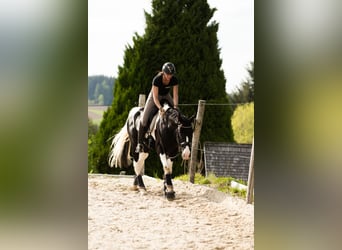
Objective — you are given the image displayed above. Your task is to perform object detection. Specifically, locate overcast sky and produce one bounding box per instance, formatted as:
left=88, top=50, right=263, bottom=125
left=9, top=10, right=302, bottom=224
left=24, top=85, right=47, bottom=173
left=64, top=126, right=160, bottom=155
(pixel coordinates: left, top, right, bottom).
left=88, top=0, right=254, bottom=93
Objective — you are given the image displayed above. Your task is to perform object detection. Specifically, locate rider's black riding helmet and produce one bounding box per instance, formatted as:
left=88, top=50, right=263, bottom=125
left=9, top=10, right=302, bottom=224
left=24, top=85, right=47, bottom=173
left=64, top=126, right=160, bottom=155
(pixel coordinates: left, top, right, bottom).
left=162, top=62, right=176, bottom=75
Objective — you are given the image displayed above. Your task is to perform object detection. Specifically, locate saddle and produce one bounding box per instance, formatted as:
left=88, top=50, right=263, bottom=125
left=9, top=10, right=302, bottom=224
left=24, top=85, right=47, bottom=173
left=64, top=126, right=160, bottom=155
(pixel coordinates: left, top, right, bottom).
left=144, top=112, right=159, bottom=149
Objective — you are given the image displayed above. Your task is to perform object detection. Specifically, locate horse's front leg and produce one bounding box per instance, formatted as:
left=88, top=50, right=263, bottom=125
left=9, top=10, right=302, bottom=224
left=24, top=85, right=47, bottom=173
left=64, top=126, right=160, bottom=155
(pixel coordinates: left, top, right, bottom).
left=160, top=154, right=175, bottom=200
left=132, top=152, right=149, bottom=192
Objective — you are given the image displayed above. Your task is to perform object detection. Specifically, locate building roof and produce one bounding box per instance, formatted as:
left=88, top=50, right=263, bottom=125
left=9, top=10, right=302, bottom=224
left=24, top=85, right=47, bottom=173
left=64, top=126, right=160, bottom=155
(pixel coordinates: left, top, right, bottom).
left=203, top=142, right=252, bottom=182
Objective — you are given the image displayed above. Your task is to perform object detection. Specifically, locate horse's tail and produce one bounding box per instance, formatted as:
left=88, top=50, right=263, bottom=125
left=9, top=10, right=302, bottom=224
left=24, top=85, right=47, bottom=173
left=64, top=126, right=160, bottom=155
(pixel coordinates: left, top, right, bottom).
left=108, top=122, right=132, bottom=168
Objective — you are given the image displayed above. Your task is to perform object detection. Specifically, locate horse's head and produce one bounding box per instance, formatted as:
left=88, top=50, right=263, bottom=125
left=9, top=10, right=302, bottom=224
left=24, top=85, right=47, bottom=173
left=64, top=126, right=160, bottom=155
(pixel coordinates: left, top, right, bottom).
left=158, top=103, right=195, bottom=160
left=178, top=113, right=196, bottom=160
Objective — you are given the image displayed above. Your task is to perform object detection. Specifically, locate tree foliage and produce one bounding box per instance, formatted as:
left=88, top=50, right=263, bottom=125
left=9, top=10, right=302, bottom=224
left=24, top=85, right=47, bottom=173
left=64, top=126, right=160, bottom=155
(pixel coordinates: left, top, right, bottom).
left=90, top=0, right=234, bottom=176
left=88, top=75, right=115, bottom=105
left=88, top=117, right=98, bottom=139
left=228, top=62, right=254, bottom=109
left=88, top=118, right=99, bottom=173
left=231, top=102, right=254, bottom=144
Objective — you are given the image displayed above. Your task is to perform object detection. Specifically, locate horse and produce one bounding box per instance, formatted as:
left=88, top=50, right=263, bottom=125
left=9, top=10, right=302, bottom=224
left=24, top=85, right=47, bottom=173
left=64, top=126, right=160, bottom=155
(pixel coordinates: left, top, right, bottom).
left=108, top=102, right=195, bottom=200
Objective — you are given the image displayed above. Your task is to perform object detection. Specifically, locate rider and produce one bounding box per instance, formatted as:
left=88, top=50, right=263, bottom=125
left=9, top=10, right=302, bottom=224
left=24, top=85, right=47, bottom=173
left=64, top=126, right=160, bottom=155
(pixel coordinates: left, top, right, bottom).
left=135, top=62, right=179, bottom=153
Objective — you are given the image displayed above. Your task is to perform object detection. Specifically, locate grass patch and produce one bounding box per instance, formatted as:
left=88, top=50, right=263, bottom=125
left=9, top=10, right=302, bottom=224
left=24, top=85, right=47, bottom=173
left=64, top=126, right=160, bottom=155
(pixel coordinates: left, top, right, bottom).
left=89, top=109, right=106, bottom=115
left=91, top=118, right=103, bottom=126
left=175, top=173, right=247, bottom=198
left=88, top=106, right=108, bottom=125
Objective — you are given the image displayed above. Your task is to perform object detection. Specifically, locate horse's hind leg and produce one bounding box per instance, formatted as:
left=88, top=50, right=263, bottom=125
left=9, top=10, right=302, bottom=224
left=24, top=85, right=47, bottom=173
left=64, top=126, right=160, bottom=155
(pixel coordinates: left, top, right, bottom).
left=131, top=175, right=146, bottom=192
left=136, top=175, right=146, bottom=191
left=132, top=152, right=149, bottom=192
left=130, top=176, right=139, bottom=191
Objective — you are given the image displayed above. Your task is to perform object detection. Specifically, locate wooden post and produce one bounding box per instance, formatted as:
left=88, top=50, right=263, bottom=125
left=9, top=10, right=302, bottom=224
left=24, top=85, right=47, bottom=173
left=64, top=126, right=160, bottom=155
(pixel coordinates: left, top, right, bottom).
left=189, top=100, right=206, bottom=183
left=138, top=94, right=146, bottom=107
left=246, top=137, right=254, bottom=204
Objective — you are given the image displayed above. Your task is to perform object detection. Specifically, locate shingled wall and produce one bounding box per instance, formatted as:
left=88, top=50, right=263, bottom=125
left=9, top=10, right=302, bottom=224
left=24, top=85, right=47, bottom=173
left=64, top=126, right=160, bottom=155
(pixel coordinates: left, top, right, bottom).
left=203, top=142, right=252, bottom=182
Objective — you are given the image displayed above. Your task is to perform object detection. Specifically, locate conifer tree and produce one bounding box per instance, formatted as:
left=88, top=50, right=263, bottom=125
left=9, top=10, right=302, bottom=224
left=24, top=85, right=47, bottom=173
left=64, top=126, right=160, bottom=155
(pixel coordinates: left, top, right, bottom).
left=90, top=0, right=234, bottom=175
left=228, top=62, right=254, bottom=110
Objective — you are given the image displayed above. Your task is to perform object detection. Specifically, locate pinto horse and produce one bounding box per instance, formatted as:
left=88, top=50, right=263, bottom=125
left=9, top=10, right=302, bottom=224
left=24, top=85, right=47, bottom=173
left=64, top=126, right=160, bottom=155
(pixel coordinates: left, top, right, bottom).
left=108, top=103, right=195, bottom=199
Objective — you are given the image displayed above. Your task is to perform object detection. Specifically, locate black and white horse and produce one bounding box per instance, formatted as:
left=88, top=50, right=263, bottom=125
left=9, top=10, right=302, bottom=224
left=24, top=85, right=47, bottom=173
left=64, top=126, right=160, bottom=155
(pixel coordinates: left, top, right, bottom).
left=108, top=103, right=195, bottom=199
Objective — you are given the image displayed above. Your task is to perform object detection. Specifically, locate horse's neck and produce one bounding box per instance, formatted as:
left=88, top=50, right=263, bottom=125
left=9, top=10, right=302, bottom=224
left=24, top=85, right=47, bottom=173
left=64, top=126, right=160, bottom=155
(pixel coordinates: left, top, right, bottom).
left=149, top=106, right=175, bottom=139
left=149, top=103, right=171, bottom=132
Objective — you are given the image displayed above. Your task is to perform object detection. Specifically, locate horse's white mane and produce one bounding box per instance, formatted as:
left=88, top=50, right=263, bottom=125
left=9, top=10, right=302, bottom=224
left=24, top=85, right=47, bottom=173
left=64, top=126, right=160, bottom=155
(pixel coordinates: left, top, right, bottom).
left=162, top=103, right=171, bottom=111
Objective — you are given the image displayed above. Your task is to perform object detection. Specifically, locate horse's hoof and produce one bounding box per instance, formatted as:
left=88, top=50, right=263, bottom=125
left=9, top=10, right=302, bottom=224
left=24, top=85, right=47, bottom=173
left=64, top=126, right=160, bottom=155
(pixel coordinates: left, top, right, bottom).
left=129, top=185, right=139, bottom=191
left=165, top=191, right=175, bottom=200
left=139, top=187, right=147, bottom=195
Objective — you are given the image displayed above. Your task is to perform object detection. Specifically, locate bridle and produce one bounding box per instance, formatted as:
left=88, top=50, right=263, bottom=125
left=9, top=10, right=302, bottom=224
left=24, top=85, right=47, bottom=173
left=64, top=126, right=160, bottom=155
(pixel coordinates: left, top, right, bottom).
left=162, top=108, right=193, bottom=160
left=177, top=124, right=192, bottom=150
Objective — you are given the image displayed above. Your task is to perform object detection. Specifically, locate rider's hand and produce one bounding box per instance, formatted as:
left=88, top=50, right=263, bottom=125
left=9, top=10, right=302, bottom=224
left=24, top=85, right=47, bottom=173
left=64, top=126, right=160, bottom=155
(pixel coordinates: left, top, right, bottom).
left=159, top=107, right=165, bottom=116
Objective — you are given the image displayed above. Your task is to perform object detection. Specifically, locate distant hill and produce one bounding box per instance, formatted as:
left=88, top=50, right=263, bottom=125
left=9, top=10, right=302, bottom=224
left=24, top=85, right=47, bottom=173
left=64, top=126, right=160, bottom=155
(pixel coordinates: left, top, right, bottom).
left=88, top=75, right=115, bottom=106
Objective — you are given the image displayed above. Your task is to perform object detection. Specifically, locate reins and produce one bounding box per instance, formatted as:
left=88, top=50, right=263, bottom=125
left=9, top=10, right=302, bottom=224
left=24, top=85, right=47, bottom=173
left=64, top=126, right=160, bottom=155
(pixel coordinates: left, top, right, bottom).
left=159, top=106, right=193, bottom=160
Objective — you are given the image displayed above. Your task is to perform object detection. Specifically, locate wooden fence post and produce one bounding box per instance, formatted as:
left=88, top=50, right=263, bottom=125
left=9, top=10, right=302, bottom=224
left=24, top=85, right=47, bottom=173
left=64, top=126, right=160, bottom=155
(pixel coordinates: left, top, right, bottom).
left=189, top=100, right=206, bottom=183
left=138, top=94, right=146, bottom=107
left=246, top=137, right=254, bottom=204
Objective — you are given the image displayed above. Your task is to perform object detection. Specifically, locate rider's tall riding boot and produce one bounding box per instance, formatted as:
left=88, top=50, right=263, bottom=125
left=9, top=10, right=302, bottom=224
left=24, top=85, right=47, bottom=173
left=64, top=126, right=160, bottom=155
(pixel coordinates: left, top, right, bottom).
left=135, top=124, right=147, bottom=153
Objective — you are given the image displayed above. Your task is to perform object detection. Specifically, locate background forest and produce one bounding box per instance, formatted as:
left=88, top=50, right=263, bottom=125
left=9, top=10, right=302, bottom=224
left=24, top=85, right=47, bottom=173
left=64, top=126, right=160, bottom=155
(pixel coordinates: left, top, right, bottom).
left=88, top=75, right=115, bottom=106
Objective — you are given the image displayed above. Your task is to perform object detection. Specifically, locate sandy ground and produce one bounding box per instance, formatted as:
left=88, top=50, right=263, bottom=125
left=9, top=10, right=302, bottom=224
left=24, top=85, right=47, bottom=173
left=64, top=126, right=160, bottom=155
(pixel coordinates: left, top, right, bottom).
left=88, top=174, right=254, bottom=250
